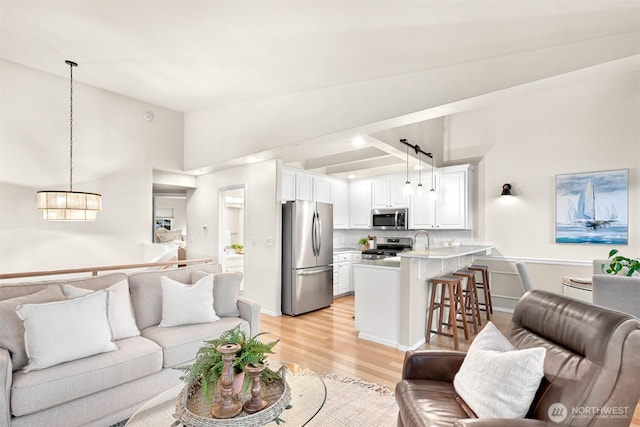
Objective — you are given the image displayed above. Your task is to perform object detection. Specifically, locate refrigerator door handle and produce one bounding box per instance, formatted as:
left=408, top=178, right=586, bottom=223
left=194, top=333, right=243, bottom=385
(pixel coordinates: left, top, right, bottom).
left=296, top=266, right=333, bottom=276
left=316, top=210, right=322, bottom=255
left=311, top=210, right=318, bottom=256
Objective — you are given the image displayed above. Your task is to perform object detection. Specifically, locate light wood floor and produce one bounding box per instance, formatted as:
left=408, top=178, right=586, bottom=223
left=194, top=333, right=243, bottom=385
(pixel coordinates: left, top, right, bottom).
left=261, top=295, right=640, bottom=426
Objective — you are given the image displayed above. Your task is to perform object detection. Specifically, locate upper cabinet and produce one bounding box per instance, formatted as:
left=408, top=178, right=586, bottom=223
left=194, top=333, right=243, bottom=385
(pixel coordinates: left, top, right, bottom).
left=282, top=168, right=296, bottom=202
left=281, top=167, right=333, bottom=204
left=371, top=176, right=409, bottom=208
left=314, top=176, right=334, bottom=204
left=283, top=164, right=472, bottom=230
left=333, top=179, right=350, bottom=229
left=349, top=179, right=372, bottom=229
left=410, top=164, right=473, bottom=230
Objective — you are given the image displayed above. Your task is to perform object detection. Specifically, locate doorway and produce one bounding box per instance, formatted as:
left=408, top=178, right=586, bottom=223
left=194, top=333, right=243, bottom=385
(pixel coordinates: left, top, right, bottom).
left=220, top=186, right=246, bottom=291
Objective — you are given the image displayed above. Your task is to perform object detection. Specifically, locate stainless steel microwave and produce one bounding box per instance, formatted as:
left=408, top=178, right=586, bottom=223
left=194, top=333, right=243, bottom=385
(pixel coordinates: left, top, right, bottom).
left=371, top=208, right=408, bottom=230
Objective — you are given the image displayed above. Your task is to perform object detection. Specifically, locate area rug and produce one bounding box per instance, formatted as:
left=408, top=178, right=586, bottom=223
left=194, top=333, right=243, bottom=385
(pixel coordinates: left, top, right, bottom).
left=302, top=374, right=398, bottom=427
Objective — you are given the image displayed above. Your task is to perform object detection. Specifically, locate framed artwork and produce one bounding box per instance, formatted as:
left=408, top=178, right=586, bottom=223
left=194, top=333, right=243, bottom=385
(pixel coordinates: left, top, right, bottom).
left=556, top=169, right=628, bottom=245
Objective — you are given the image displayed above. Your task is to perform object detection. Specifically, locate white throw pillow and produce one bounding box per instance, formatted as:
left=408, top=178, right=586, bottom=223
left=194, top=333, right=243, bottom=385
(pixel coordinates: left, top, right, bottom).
left=453, top=322, right=546, bottom=419
left=63, top=279, right=140, bottom=340
left=159, top=274, right=219, bottom=327
left=16, top=290, right=118, bottom=372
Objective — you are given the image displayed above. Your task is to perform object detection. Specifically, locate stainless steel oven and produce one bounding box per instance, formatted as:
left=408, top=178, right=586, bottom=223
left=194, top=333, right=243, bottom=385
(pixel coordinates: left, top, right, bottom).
left=371, top=208, right=408, bottom=230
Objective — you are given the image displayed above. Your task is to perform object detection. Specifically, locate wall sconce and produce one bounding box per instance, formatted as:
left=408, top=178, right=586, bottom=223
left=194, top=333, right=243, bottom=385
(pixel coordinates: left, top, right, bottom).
left=501, top=183, right=513, bottom=196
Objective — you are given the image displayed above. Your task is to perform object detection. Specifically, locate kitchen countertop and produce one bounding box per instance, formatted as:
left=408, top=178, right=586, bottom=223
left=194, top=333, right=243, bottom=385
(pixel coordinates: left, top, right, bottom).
left=333, top=247, right=362, bottom=253
left=400, top=245, right=493, bottom=259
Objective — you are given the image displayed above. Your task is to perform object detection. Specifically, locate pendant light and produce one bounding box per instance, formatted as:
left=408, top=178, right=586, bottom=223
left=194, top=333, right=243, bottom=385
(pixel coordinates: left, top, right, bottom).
left=37, top=60, right=102, bottom=221
left=430, top=154, right=436, bottom=193
left=403, top=143, right=412, bottom=196
left=416, top=152, right=424, bottom=197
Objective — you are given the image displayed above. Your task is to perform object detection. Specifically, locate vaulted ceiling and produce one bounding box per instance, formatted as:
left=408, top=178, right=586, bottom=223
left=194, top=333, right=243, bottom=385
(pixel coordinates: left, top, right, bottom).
left=2, top=1, right=638, bottom=178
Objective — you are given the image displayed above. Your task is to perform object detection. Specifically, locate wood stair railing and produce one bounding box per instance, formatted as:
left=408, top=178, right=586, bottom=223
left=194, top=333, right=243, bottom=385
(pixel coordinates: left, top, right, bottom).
left=0, top=258, right=214, bottom=281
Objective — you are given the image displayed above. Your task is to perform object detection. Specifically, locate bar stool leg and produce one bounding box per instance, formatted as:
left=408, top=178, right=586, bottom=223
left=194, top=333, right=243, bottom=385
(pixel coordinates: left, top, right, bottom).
left=454, top=281, right=470, bottom=340
left=453, top=272, right=479, bottom=334
left=447, top=282, right=460, bottom=350
left=425, top=281, right=438, bottom=344
left=469, top=265, right=493, bottom=321
left=483, top=269, right=493, bottom=315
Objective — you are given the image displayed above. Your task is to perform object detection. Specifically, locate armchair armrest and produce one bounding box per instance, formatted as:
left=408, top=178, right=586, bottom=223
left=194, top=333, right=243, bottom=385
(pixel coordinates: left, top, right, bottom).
left=237, top=296, right=260, bottom=336
left=402, top=350, right=467, bottom=382
left=0, top=347, right=11, bottom=427
left=455, top=419, right=554, bottom=427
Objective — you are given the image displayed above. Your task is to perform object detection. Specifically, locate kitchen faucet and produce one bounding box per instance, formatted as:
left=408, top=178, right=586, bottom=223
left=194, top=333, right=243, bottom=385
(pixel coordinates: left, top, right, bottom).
left=412, top=230, right=430, bottom=252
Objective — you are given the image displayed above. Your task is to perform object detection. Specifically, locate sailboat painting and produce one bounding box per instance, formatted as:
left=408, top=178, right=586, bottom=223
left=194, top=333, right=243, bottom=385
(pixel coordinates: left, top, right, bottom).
left=556, top=169, right=628, bottom=244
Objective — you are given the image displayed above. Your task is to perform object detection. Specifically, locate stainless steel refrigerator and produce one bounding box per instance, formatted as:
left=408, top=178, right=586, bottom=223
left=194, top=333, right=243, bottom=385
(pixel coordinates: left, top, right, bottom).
left=282, top=200, right=333, bottom=316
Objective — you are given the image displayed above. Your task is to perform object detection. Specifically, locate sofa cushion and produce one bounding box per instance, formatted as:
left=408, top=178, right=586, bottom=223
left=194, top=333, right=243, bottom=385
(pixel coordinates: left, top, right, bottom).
left=396, top=379, right=473, bottom=426
left=10, top=336, right=163, bottom=417
left=128, top=263, right=222, bottom=330
left=141, top=317, right=250, bottom=368
left=17, top=290, right=119, bottom=372
left=64, top=279, right=140, bottom=340
left=0, top=286, right=65, bottom=371
left=453, top=322, right=546, bottom=419
left=159, top=274, right=219, bottom=327
left=192, top=271, right=242, bottom=317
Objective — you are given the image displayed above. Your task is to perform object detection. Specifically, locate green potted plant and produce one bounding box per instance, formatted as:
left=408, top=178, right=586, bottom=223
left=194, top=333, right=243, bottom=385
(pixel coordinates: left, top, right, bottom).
left=178, top=325, right=280, bottom=403
left=602, top=249, right=640, bottom=276
left=358, top=237, right=369, bottom=250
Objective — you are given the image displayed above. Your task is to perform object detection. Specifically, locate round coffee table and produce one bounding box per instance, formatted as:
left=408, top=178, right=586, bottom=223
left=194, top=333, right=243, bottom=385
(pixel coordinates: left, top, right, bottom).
left=125, top=361, right=326, bottom=426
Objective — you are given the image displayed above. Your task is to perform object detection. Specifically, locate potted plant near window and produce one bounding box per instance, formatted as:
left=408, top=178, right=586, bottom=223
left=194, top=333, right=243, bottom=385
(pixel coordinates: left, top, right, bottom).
left=178, top=325, right=280, bottom=403
left=602, top=249, right=640, bottom=276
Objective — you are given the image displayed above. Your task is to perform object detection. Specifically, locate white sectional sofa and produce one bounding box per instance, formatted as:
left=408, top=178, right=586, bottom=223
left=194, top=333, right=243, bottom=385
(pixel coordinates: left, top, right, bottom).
left=0, top=263, right=260, bottom=427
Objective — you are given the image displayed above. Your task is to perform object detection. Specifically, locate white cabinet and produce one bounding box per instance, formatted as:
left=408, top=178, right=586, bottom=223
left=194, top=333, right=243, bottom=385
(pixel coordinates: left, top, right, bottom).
left=410, top=186, right=436, bottom=229
left=410, top=164, right=473, bottom=229
left=282, top=168, right=296, bottom=202
left=372, top=176, right=408, bottom=208
left=314, top=176, right=333, bottom=204
left=333, top=179, right=350, bottom=229
left=296, top=173, right=314, bottom=201
left=282, top=167, right=334, bottom=204
left=436, top=167, right=469, bottom=229
left=349, top=179, right=372, bottom=228
left=333, top=252, right=360, bottom=296
left=338, top=261, right=351, bottom=294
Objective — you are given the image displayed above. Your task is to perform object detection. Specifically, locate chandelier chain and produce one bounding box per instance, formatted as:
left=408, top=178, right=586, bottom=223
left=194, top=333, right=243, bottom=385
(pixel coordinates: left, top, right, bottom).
left=69, top=61, right=74, bottom=192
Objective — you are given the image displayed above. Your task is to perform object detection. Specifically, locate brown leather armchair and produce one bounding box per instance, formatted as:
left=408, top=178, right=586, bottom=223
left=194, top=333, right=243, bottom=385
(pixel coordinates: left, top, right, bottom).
left=395, top=290, right=640, bottom=426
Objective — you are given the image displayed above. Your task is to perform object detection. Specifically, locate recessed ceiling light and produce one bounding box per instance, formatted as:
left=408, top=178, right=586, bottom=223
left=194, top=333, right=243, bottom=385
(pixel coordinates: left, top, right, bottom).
left=348, top=174, right=356, bottom=179
left=246, top=156, right=258, bottom=163
left=414, top=164, right=424, bottom=170
left=352, top=137, right=365, bottom=147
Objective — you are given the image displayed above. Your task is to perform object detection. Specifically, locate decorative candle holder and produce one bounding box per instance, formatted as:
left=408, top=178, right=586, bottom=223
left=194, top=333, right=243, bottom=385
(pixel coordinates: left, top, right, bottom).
left=243, top=362, right=269, bottom=414
left=210, top=343, right=242, bottom=419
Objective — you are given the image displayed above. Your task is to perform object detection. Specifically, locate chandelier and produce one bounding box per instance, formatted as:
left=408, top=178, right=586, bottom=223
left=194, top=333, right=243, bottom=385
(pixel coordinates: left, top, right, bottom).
left=37, top=60, right=102, bottom=221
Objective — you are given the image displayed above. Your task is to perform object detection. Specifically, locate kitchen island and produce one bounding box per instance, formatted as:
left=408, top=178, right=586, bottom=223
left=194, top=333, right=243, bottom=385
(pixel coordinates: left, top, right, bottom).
left=353, top=245, right=492, bottom=350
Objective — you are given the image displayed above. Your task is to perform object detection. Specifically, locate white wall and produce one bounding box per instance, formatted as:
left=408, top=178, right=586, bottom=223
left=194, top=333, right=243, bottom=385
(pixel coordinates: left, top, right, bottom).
left=0, top=60, right=184, bottom=273
left=446, top=69, right=639, bottom=290
left=187, top=160, right=282, bottom=315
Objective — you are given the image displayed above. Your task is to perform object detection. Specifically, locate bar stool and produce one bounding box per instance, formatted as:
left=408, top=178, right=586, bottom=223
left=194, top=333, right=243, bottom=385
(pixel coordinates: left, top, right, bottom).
left=452, top=269, right=481, bottom=334
left=468, top=265, right=493, bottom=321
left=426, top=275, right=468, bottom=350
